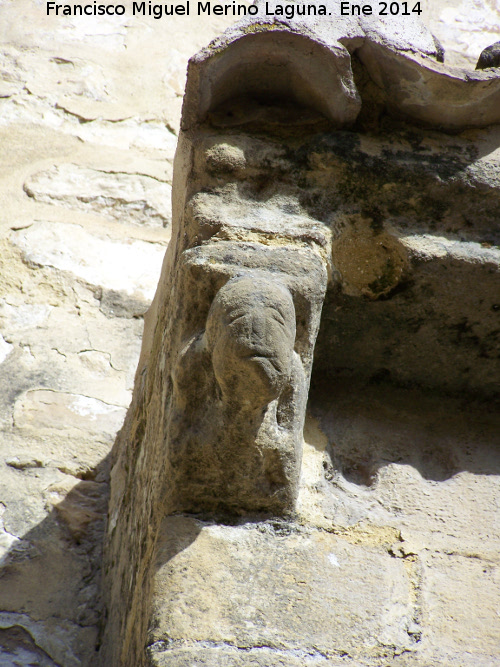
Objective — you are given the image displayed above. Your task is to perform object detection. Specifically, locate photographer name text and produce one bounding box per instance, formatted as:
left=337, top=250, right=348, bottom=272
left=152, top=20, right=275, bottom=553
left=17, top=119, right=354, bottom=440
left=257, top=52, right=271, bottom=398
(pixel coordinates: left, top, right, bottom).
left=45, top=1, right=423, bottom=19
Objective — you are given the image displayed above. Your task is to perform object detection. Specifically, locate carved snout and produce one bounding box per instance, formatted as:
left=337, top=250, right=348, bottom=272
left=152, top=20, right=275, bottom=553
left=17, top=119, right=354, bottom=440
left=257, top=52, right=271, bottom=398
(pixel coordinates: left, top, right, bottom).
left=206, top=275, right=296, bottom=407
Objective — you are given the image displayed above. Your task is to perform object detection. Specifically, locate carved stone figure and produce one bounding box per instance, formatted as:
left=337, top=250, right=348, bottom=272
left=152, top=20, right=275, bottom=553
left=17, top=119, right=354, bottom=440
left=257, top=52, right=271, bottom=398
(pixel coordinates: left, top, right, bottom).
left=167, top=274, right=306, bottom=514
left=207, top=275, right=296, bottom=408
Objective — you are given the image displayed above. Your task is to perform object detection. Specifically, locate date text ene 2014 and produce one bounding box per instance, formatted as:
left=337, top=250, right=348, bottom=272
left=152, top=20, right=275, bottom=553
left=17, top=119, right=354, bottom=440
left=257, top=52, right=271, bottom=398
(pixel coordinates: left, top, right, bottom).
left=341, top=2, right=422, bottom=15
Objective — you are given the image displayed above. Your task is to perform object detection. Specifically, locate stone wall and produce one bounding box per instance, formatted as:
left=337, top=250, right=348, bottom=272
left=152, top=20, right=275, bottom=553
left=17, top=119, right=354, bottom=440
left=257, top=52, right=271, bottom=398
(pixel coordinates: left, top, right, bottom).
left=0, top=3, right=233, bottom=664
left=0, top=2, right=499, bottom=666
left=424, top=0, right=500, bottom=67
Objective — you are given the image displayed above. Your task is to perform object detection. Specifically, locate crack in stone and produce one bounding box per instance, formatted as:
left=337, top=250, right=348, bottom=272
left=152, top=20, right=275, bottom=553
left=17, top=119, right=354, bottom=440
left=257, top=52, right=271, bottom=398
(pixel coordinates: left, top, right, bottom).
left=147, top=638, right=341, bottom=661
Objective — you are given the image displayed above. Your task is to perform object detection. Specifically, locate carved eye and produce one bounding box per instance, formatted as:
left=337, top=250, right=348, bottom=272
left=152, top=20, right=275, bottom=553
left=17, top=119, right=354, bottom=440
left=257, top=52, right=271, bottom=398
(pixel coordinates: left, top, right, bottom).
left=271, top=311, right=286, bottom=327
left=227, top=311, right=247, bottom=326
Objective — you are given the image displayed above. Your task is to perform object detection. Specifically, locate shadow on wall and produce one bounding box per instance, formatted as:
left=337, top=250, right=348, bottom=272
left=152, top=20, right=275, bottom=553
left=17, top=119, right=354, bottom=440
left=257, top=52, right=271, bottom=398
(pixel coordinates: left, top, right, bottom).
left=1, top=387, right=498, bottom=665
left=0, top=454, right=112, bottom=667
left=308, top=378, right=500, bottom=487
left=0, top=450, right=202, bottom=667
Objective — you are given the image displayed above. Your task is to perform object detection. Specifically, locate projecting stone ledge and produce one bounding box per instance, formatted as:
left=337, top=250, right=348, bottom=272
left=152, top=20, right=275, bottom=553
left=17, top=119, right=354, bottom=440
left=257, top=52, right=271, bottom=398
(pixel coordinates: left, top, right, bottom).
left=99, top=8, right=500, bottom=667
left=183, top=0, right=500, bottom=132
left=148, top=517, right=414, bottom=666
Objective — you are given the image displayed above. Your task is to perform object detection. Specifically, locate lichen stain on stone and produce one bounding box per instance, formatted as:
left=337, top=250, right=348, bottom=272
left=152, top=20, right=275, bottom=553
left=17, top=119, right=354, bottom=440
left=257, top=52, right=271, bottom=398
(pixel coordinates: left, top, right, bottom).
left=205, top=142, right=247, bottom=173
left=240, top=22, right=289, bottom=35
left=330, top=523, right=403, bottom=549
left=332, top=216, right=409, bottom=299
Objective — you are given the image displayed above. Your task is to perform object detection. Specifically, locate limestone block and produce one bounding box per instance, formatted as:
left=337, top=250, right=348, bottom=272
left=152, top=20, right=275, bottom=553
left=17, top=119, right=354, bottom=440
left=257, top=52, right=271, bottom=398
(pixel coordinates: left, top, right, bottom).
left=24, top=164, right=172, bottom=228
left=13, top=390, right=126, bottom=439
left=182, top=4, right=500, bottom=132
left=419, top=552, right=500, bottom=665
left=10, top=221, right=165, bottom=302
left=308, top=383, right=500, bottom=556
left=0, top=292, right=142, bottom=437
left=149, top=517, right=414, bottom=664
left=73, top=119, right=179, bottom=156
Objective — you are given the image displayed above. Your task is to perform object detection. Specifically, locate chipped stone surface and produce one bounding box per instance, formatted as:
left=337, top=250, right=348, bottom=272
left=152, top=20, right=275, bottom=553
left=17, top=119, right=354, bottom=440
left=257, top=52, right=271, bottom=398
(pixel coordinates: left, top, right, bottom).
left=150, top=647, right=337, bottom=666
left=0, top=335, right=13, bottom=364
left=0, top=625, right=61, bottom=667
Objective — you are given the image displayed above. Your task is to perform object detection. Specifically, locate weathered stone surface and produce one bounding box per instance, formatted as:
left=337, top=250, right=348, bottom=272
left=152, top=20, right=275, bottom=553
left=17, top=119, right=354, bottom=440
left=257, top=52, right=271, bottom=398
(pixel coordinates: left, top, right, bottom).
left=10, top=221, right=165, bottom=301
left=183, top=3, right=500, bottom=132
left=0, top=613, right=97, bottom=667
left=419, top=552, right=500, bottom=665
left=13, top=389, right=126, bottom=438
left=304, top=383, right=500, bottom=553
left=0, top=91, right=176, bottom=153
left=476, top=40, right=500, bottom=69
left=0, top=309, right=140, bottom=428
left=168, top=274, right=308, bottom=514
left=150, top=517, right=414, bottom=663
left=162, top=240, right=328, bottom=516
left=0, top=625, right=60, bottom=667
left=150, top=646, right=337, bottom=666
left=24, top=164, right=172, bottom=227
left=425, top=0, right=500, bottom=68
left=0, top=334, right=13, bottom=364
left=0, top=3, right=238, bottom=664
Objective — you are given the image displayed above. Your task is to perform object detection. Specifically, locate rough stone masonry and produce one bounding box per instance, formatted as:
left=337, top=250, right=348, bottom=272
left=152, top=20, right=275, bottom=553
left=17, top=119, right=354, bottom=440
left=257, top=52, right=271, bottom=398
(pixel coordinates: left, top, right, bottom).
left=99, top=4, right=500, bottom=666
